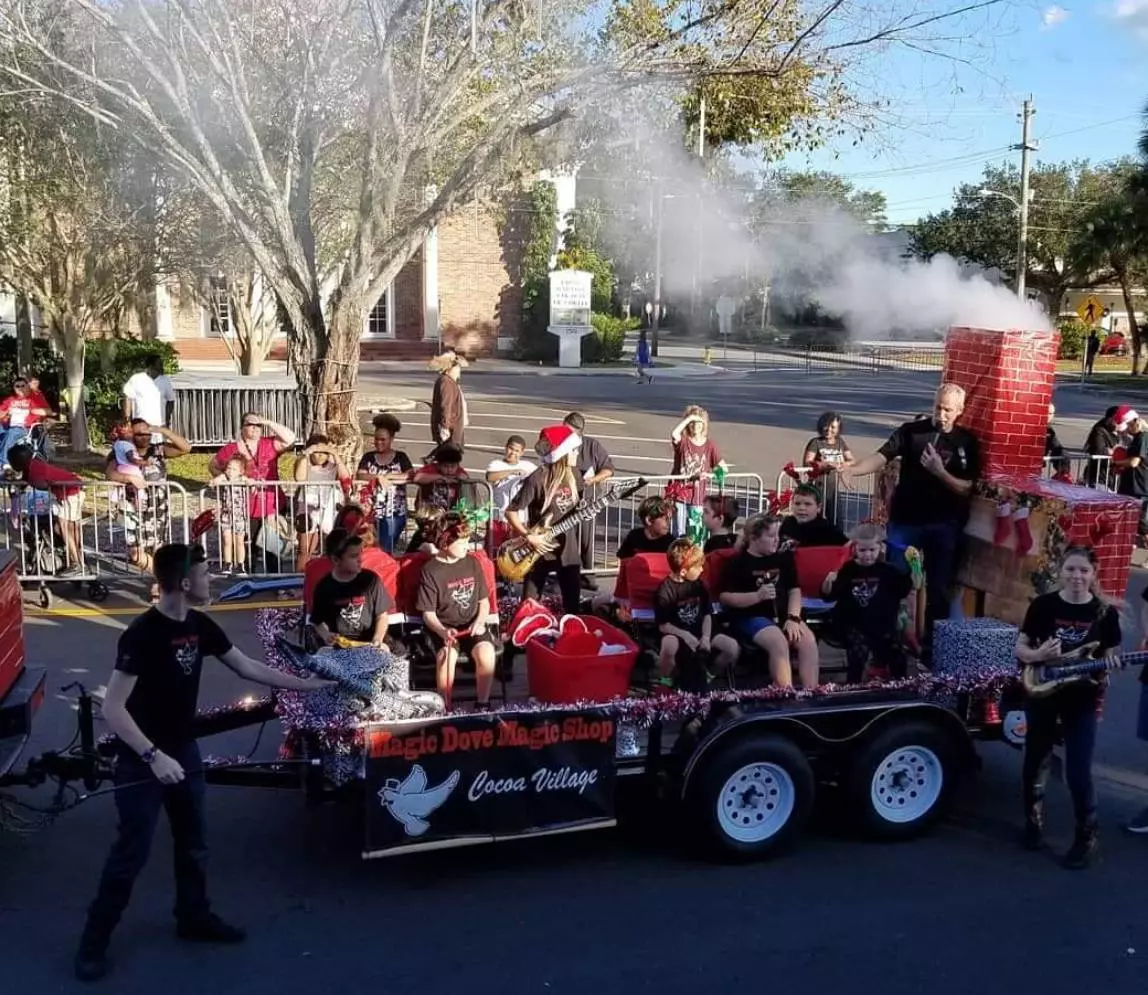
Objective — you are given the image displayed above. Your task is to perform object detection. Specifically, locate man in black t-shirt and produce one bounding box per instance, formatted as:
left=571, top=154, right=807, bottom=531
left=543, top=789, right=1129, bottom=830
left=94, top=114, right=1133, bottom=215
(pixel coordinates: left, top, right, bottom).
left=841, top=383, right=980, bottom=648
left=75, top=544, right=331, bottom=983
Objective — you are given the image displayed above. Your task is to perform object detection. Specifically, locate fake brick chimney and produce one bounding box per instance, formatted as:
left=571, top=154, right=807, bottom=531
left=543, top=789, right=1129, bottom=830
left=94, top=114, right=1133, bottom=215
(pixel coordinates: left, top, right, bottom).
left=942, top=326, right=1059, bottom=477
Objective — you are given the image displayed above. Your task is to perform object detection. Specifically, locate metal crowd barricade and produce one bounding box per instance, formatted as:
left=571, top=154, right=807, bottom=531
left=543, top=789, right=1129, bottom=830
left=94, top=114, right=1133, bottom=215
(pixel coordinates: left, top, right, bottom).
left=0, top=479, right=191, bottom=599
left=775, top=465, right=884, bottom=536
left=577, top=473, right=766, bottom=574
left=1042, top=452, right=1115, bottom=491
left=194, top=476, right=499, bottom=577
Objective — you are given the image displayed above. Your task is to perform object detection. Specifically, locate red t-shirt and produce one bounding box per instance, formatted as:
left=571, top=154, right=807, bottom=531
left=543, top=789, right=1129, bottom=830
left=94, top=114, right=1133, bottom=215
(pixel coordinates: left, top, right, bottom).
left=215, top=436, right=282, bottom=518
left=26, top=457, right=81, bottom=497
left=0, top=390, right=50, bottom=429
left=671, top=436, right=721, bottom=505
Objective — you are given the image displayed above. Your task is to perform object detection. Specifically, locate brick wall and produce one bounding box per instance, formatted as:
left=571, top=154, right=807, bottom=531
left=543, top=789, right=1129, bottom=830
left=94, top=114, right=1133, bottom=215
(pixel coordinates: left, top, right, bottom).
left=436, top=200, right=525, bottom=356
left=942, top=326, right=1058, bottom=477
left=392, top=248, right=423, bottom=341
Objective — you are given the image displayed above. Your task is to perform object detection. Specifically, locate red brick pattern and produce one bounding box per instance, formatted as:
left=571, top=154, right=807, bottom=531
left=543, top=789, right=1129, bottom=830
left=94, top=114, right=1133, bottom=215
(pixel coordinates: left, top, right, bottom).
left=392, top=248, right=424, bottom=341
left=942, top=327, right=1059, bottom=477
left=987, top=472, right=1140, bottom=598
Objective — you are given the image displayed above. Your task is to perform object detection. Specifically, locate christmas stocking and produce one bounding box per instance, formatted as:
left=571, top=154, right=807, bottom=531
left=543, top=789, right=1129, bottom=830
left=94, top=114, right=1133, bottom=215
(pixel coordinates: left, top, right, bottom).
left=993, top=500, right=1014, bottom=546
left=1012, top=505, right=1034, bottom=557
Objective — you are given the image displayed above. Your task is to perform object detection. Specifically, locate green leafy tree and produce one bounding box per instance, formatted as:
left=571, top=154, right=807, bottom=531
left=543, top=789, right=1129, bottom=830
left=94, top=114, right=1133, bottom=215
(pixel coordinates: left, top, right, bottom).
left=910, top=160, right=1129, bottom=316
left=754, top=170, right=888, bottom=230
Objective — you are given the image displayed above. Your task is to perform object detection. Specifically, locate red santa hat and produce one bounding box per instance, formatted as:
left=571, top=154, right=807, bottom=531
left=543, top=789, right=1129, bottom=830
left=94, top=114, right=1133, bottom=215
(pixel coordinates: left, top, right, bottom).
left=536, top=424, right=582, bottom=464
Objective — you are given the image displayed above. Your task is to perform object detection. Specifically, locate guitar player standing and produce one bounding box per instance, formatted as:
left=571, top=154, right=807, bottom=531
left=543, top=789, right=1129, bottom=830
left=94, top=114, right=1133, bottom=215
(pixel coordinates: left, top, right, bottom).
left=506, top=424, right=585, bottom=615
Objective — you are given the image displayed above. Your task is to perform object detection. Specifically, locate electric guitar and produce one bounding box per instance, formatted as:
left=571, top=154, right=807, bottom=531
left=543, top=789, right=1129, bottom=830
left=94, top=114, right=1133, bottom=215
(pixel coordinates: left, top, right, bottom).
left=497, top=478, right=646, bottom=583
left=1023, top=643, right=1148, bottom=698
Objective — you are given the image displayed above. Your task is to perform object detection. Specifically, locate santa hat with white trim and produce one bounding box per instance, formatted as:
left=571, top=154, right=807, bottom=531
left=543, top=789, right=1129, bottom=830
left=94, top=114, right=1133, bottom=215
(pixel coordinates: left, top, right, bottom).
left=536, top=424, right=582, bottom=464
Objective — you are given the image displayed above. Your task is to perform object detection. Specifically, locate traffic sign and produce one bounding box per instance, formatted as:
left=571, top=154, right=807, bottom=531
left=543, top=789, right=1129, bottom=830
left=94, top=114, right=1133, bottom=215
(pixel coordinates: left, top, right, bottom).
left=1077, top=295, right=1105, bottom=325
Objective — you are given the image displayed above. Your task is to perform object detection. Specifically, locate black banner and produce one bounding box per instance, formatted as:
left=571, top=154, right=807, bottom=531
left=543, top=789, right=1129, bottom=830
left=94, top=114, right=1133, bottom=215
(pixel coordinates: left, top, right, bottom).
left=362, top=709, right=617, bottom=856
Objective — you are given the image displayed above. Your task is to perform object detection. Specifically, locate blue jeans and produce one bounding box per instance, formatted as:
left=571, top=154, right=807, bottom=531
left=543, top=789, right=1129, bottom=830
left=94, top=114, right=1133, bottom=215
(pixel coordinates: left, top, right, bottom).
left=84, top=742, right=210, bottom=942
left=0, top=425, right=29, bottom=467
left=885, top=520, right=961, bottom=645
left=376, top=513, right=407, bottom=554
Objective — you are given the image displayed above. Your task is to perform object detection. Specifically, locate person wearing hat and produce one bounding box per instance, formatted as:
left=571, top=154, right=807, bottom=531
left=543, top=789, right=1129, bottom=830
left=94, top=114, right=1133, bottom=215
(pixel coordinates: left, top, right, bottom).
left=428, top=350, right=469, bottom=458
left=506, top=424, right=585, bottom=614
left=74, top=542, right=333, bottom=982
left=1113, top=407, right=1148, bottom=543
left=1084, top=405, right=1121, bottom=489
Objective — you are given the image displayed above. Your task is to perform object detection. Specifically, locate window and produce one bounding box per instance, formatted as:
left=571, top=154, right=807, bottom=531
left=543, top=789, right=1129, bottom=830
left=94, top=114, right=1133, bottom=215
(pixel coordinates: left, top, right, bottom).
left=367, top=291, right=388, bottom=337
left=208, top=276, right=231, bottom=336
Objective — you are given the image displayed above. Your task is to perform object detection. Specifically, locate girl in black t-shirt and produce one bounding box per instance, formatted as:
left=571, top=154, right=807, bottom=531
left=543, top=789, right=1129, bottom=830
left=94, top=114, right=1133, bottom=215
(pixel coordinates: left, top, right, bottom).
left=415, top=513, right=494, bottom=709
left=1017, top=545, right=1121, bottom=869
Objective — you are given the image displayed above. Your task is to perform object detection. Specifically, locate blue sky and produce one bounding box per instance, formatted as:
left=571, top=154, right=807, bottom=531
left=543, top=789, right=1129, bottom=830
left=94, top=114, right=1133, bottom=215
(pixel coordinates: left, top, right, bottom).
left=778, top=2, right=1148, bottom=225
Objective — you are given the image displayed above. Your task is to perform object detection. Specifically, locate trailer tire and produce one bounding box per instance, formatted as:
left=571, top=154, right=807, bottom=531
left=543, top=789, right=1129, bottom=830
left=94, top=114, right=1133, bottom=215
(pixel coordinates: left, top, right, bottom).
left=846, top=720, right=959, bottom=841
left=687, top=734, right=814, bottom=862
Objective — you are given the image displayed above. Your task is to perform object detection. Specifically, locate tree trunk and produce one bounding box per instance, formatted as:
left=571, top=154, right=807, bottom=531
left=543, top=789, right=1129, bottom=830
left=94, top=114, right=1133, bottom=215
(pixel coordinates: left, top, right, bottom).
left=239, top=344, right=264, bottom=376
left=316, top=293, right=365, bottom=460
left=15, top=293, right=33, bottom=374
left=61, top=322, right=89, bottom=453
left=1117, top=266, right=1141, bottom=376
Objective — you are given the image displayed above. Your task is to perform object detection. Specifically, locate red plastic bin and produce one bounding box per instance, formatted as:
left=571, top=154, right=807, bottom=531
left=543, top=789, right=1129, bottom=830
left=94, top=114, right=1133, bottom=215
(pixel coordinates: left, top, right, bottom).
left=526, top=619, right=638, bottom=704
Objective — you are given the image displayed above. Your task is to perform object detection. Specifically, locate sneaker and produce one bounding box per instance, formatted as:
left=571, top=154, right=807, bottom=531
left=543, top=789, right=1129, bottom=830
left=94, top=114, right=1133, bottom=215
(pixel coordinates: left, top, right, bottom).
left=1123, top=806, right=1148, bottom=834
left=176, top=914, right=247, bottom=944
left=580, top=574, right=599, bottom=592
left=1062, top=827, right=1099, bottom=870
left=73, top=940, right=110, bottom=982
left=58, top=565, right=83, bottom=578
left=235, top=568, right=249, bottom=578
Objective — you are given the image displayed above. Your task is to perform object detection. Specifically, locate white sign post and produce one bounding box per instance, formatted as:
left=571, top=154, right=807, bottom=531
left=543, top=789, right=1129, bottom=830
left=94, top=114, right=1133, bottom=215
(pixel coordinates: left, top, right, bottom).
left=548, top=270, right=593, bottom=368
left=716, top=295, right=735, bottom=359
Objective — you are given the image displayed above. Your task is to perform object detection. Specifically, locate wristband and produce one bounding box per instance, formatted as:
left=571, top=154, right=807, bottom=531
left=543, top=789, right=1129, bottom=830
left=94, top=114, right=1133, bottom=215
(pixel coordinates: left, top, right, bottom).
left=140, top=746, right=158, bottom=764
left=786, top=614, right=802, bottom=624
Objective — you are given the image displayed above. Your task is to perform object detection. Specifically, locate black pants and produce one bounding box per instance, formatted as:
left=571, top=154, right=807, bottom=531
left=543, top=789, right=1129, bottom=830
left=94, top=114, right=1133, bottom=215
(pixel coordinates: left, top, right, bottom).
left=1022, top=688, right=1098, bottom=828
left=83, top=742, right=210, bottom=943
left=523, top=559, right=582, bottom=616
left=841, top=625, right=906, bottom=684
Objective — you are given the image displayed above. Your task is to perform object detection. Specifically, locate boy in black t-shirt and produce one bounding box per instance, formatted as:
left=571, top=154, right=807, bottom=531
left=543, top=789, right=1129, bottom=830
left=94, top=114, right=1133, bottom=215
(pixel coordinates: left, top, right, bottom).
left=75, top=544, right=331, bottom=983
left=718, top=515, right=819, bottom=688
left=311, top=530, right=394, bottom=647
left=702, top=494, right=740, bottom=553
left=779, top=483, right=847, bottom=549
left=415, top=512, right=495, bottom=709
left=822, top=523, right=912, bottom=683
left=653, top=539, right=739, bottom=688
left=617, top=495, right=674, bottom=560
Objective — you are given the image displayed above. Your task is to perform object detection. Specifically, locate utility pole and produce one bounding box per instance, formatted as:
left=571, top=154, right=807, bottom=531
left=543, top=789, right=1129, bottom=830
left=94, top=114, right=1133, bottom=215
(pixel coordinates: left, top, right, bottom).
left=652, top=180, right=664, bottom=358
left=1014, top=97, right=1036, bottom=300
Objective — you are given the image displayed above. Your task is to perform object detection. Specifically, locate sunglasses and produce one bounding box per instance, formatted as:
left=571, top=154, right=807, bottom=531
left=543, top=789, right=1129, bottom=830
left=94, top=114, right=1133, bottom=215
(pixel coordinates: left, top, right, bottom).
left=243, top=422, right=263, bottom=429
left=13, top=382, right=26, bottom=389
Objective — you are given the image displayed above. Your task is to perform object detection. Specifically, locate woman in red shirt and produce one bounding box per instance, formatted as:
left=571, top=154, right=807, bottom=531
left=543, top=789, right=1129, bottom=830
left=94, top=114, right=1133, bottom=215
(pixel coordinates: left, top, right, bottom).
left=669, top=405, right=723, bottom=539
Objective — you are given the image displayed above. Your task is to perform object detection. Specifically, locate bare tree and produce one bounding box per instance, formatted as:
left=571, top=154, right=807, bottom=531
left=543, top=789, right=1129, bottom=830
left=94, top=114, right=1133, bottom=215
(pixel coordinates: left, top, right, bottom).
left=0, top=0, right=1010, bottom=446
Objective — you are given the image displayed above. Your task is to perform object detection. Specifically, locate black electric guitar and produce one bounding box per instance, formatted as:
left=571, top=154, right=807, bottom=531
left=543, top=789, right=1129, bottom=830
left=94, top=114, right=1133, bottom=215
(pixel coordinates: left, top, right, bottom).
left=497, top=478, right=646, bottom=583
left=1023, top=643, right=1148, bottom=698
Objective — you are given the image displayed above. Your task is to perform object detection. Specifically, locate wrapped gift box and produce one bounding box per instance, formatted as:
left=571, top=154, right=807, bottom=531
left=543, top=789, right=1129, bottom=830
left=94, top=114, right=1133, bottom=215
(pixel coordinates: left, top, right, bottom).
left=959, top=472, right=1139, bottom=623
left=933, top=617, right=1018, bottom=680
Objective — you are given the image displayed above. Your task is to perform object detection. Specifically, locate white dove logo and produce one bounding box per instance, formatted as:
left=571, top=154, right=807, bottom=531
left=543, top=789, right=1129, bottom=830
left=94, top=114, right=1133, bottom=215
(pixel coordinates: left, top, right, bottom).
left=378, top=765, right=460, bottom=837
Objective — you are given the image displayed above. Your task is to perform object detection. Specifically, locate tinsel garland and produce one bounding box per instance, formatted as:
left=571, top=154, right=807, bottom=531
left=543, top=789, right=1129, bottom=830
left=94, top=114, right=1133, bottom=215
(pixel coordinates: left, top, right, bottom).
left=254, top=607, right=1021, bottom=736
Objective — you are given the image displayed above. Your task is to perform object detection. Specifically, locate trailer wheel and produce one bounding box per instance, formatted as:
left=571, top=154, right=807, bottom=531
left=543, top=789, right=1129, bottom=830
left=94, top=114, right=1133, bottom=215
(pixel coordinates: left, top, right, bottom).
left=846, top=720, right=958, bottom=841
left=688, top=734, right=814, bottom=861
left=38, top=585, right=53, bottom=610
left=88, top=581, right=109, bottom=602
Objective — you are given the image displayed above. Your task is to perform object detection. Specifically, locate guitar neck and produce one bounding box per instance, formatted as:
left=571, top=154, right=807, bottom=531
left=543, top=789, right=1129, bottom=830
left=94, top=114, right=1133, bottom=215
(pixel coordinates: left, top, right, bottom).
left=1050, top=650, right=1148, bottom=680
left=546, top=492, right=616, bottom=539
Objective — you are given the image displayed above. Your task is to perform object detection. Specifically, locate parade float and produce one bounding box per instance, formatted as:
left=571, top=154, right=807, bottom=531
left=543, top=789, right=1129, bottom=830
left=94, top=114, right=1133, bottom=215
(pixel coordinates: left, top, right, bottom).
left=3, top=324, right=1139, bottom=863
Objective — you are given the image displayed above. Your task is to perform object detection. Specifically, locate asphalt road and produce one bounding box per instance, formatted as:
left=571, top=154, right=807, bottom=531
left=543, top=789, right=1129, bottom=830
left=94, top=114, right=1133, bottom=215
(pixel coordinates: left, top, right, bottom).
left=4, top=366, right=1148, bottom=994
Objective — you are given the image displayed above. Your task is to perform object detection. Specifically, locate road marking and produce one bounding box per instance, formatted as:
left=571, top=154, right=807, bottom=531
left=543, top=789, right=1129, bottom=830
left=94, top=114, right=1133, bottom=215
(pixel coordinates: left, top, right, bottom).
left=26, top=598, right=300, bottom=618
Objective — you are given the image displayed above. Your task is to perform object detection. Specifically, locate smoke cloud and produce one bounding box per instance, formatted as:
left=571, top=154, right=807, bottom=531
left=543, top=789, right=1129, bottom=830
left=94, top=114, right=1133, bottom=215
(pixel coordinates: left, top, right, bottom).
left=577, top=114, right=1050, bottom=337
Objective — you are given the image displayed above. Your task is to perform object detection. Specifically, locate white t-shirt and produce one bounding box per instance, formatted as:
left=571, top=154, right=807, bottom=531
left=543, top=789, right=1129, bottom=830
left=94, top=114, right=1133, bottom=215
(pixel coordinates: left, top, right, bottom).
left=122, top=372, right=174, bottom=427
left=486, top=458, right=536, bottom=517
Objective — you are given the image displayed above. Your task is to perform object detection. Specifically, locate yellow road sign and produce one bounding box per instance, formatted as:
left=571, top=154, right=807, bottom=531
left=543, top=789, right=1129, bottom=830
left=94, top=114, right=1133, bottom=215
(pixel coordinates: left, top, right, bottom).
left=1077, top=295, right=1105, bottom=325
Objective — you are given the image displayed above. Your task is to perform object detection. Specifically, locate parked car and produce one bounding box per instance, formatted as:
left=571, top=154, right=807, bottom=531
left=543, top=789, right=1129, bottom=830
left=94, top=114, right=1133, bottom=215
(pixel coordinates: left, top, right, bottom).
left=1100, top=331, right=1128, bottom=356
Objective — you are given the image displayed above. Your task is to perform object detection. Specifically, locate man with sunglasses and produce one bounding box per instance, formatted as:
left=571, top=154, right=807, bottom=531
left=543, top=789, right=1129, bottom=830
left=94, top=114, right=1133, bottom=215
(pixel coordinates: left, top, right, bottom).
left=0, top=375, right=52, bottom=469
left=209, top=412, right=297, bottom=570
left=74, top=541, right=333, bottom=982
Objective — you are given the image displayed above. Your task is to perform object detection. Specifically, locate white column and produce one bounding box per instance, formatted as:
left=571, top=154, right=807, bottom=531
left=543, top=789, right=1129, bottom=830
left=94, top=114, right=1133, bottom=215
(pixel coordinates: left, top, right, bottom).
left=423, top=184, right=440, bottom=342
left=155, top=280, right=174, bottom=341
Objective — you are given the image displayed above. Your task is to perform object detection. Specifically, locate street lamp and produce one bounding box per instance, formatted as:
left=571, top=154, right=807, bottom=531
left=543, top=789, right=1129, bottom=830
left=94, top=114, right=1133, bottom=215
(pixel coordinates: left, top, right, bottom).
left=977, top=187, right=1034, bottom=300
